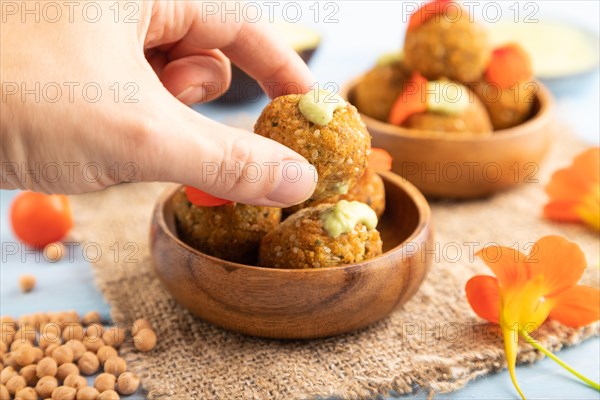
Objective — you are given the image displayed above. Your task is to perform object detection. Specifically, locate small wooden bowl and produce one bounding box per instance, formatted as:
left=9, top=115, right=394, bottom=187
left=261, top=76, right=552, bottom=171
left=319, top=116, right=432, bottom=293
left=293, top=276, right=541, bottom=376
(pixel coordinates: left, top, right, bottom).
left=342, top=77, right=555, bottom=198
left=150, top=171, right=433, bottom=339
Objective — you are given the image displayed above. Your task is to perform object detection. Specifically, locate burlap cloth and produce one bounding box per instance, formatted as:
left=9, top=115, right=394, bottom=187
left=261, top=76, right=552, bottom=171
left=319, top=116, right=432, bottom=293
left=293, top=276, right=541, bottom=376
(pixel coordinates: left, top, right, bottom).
left=68, top=128, right=599, bottom=400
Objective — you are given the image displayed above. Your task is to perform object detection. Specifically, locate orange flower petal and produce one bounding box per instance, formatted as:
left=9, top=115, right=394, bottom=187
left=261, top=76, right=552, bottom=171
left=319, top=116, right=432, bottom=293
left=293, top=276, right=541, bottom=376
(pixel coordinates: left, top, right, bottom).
left=572, top=147, right=599, bottom=184
left=549, top=285, right=600, bottom=327
left=545, top=169, right=590, bottom=204
left=476, top=246, right=529, bottom=286
left=576, top=185, right=600, bottom=231
left=524, top=236, right=587, bottom=297
left=543, top=201, right=583, bottom=222
left=465, top=275, right=500, bottom=323
left=544, top=148, right=600, bottom=227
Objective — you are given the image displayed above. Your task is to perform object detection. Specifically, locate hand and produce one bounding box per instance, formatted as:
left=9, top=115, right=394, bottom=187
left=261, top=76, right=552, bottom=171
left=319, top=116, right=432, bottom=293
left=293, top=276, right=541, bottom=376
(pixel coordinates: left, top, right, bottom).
left=0, top=0, right=317, bottom=206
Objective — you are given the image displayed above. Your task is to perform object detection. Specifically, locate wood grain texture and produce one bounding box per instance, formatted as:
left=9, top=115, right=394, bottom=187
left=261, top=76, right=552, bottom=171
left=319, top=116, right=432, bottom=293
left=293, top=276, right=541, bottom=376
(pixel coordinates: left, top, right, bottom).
left=342, top=77, right=555, bottom=199
left=150, top=171, right=433, bottom=339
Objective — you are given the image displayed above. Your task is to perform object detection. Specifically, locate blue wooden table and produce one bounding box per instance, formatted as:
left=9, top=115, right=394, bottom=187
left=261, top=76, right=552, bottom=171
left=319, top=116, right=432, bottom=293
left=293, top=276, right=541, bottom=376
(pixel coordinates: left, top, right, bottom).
left=2, top=2, right=599, bottom=398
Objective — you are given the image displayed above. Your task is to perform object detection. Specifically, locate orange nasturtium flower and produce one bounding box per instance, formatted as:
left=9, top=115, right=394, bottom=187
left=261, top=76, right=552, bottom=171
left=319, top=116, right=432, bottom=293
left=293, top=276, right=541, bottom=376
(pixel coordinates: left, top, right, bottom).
left=466, top=236, right=600, bottom=399
left=544, top=147, right=600, bottom=231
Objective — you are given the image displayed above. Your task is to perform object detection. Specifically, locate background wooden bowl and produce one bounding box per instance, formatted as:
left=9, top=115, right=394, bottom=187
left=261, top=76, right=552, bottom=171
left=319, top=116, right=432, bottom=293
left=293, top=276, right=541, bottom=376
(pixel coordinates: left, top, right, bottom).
left=342, top=78, right=555, bottom=199
left=150, top=171, right=433, bottom=339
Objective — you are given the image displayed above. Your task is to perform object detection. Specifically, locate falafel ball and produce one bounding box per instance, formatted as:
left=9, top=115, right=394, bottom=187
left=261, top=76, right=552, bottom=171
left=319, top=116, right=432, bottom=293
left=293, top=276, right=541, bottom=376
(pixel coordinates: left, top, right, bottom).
left=472, top=80, right=536, bottom=130
left=353, top=58, right=412, bottom=121
left=472, top=44, right=536, bottom=130
left=259, top=201, right=383, bottom=269
left=404, top=3, right=490, bottom=83
left=284, top=168, right=386, bottom=218
left=403, top=89, right=492, bottom=134
left=172, top=189, right=282, bottom=264
left=254, top=90, right=371, bottom=202
left=399, top=81, right=493, bottom=134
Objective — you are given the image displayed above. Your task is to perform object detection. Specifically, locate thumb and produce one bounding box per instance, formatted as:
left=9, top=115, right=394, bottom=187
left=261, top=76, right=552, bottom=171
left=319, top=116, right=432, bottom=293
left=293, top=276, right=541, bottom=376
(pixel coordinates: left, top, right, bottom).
left=136, top=94, right=318, bottom=207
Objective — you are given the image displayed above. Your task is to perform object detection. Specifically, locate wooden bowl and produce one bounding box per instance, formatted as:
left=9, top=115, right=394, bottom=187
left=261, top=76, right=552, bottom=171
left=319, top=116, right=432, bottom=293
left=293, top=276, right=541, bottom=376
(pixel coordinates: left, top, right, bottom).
left=341, top=77, right=554, bottom=198
left=150, top=171, right=433, bottom=339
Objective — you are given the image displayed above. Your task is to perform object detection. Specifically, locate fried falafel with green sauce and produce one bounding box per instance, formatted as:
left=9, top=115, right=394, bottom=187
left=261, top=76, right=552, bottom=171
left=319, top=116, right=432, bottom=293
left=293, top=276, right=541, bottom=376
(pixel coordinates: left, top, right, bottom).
left=254, top=89, right=371, bottom=202
left=259, top=200, right=382, bottom=269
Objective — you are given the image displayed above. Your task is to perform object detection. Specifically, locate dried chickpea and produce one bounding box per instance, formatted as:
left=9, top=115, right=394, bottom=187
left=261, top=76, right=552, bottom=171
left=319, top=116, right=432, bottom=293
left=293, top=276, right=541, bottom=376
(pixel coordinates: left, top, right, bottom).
left=51, top=385, right=77, bottom=400
left=6, top=375, right=26, bottom=395
left=38, top=335, right=60, bottom=352
left=130, top=319, right=152, bottom=336
left=0, top=343, right=6, bottom=357
left=97, top=389, right=119, bottom=400
left=103, top=357, right=126, bottom=377
left=14, top=328, right=36, bottom=344
left=37, top=357, right=58, bottom=378
left=81, top=312, right=100, bottom=327
left=18, top=275, right=36, bottom=293
left=81, top=337, right=104, bottom=354
left=36, top=376, right=58, bottom=398
left=44, top=242, right=66, bottom=262
left=9, top=340, right=25, bottom=353
left=62, top=312, right=81, bottom=326
left=84, top=324, right=103, bottom=340
left=0, top=316, right=16, bottom=326
left=33, top=346, right=44, bottom=363
left=133, top=329, right=156, bottom=352
left=18, top=314, right=35, bottom=327
left=101, top=328, right=125, bottom=349
left=96, top=347, right=117, bottom=366
left=1, top=327, right=16, bottom=346
left=116, top=372, right=139, bottom=396
left=1, top=367, right=17, bottom=385
left=45, top=344, right=60, bottom=358
left=18, top=364, right=37, bottom=386
left=93, top=373, right=115, bottom=393
left=14, top=343, right=35, bottom=367
left=66, top=341, right=86, bottom=362
left=62, top=324, right=85, bottom=342
left=77, top=353, right=99, bottom=376
left=40, top=322, right=62, bottom=336
left=76, top=386, right=100, bottom=400
left=56, top=363, right=79, bottom=382
left=35, top=313, right=50, bottom=325
left=63, top=374, right=87, bottom=390
left=2, top=354, right=17, bottom=370
left=15, top=387, right=37, bottom=400
left=52, top=345, right=74, bottom=365
left=0, top=384, right=8, bottom=400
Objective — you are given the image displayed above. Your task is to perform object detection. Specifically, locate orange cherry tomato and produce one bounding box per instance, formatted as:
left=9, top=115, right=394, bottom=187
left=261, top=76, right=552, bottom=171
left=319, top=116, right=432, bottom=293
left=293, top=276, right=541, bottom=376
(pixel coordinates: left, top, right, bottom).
left=184, top=186, right=232, bottom=207
left=369, top=148, right=393, bottom=171
left=388, top=72, right=428, bottom=126
left=485, top=44, right=533, bottom=88
left=10, top=192, right=73, bottom=248
left=407, top=0, right=453, bottom=32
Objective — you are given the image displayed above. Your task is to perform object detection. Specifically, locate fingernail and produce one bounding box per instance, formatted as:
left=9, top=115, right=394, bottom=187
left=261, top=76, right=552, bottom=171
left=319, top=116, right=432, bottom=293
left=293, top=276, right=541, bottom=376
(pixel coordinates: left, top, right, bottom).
left=175, top=86, right=202, bottom=104
left=266, top=160, right=318, bottom=205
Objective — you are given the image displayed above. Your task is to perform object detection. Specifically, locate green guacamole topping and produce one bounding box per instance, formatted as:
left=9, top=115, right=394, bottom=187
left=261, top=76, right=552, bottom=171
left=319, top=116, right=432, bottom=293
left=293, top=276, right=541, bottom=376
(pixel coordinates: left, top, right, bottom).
left=426, top=81, right=469, bottom=115
left=376, top=51, right=404, bottom=66
left=321, top=200, right=378, bottom=238
left=298, top=89, right=347, bottom=126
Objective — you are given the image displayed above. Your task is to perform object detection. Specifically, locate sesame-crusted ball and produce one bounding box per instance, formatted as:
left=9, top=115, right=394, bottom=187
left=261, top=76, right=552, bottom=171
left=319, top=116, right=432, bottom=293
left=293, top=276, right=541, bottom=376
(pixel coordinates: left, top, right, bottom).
left=404, top=4, right=490, bottom=83
left=401, top=82, right=492, bottom=134
left=172, top=189, right=281, bottom=264
left=353, top=58, right=412, bottom=122
left=284, top=168, right=386, bottom=218
left=259, top=201, right=382, bottom=269
left=254, top=92, right=371, bottom=202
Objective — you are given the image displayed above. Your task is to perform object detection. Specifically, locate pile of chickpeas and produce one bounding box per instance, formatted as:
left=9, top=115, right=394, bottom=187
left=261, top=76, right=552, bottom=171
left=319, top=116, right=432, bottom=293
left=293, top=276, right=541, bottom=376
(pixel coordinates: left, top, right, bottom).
left=1, top=311, right=158, bottom=400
